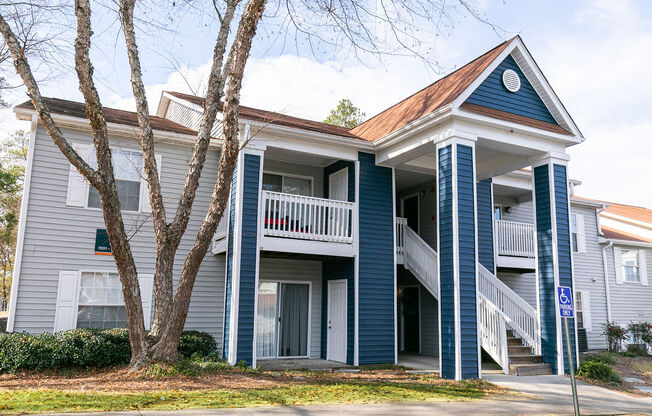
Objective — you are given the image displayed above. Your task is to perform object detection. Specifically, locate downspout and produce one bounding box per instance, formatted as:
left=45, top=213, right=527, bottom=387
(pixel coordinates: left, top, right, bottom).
left=597, top=204, right=613, bottom=322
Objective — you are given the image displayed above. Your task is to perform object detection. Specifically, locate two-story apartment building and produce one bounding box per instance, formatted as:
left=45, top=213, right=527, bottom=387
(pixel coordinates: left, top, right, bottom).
left=7, top=36, right=587, bottom=380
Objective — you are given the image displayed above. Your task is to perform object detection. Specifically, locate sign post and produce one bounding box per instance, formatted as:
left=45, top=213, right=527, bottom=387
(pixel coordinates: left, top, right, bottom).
left=557, top=285, right=580, bottom=416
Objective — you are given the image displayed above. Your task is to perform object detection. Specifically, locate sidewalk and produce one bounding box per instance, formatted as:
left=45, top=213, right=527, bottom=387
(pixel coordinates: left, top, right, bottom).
left=40, top=374, right=652, bottom=416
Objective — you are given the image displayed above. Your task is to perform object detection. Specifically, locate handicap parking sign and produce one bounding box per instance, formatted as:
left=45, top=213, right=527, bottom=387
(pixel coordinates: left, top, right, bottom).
left=557, top=286, right=574, bottom=318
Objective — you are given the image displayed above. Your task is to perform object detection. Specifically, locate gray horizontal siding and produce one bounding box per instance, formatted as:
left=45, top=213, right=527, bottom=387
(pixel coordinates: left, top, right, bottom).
left=258, top=257, right=322, bottom=359
left=605, top=245, right=652, bottom=326
left=497, top=272, right=537, bottom=307
left=13, top=125, right=225, bottom=348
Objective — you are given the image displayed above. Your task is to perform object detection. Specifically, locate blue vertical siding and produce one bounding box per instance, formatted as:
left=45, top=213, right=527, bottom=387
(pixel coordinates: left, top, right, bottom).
left=438, top=145, right=455, bottom=379
left=534, top=164, right=558, bottom=373
left=465, top=55, right=557, bottom=124
left=476, top=179, right=494, bottom=272
left=324, top=160, right=355, bottom=202
left=457, top=145, right=479, bottom=379
left=235, top=154, right=261, bottom=366
left=321, top=258, right=355, bottom=365
left=554, top=164, right=577, bottom=373
left=223, top=163, right=238, bottom=360
left=357, top=152, right=395, bottom=364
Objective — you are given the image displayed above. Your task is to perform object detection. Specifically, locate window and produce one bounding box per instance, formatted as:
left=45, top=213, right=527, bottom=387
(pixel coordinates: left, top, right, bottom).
left=575, top=291, right=584, bottom=328
left=493, top=205, right=502, bottom=221
left=262, top=173, right=312, bottom=196
left=88, top=149, right=143, bottom=211
left=621, top=249, right=640, bottom=282
left=571, top=214, right=578, bottom=252
left=76, top=272, right=127, bottom=329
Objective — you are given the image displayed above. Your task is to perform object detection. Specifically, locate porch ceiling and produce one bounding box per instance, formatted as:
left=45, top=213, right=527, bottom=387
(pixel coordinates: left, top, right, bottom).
left=264, top=146, right=340, bottom=167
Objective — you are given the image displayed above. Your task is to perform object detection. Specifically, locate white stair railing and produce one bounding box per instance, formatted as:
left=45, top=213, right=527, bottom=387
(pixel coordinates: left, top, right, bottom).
left=478, top=263, right=540, bottom=355
left=479, top=296, right=509, bottom=374
left=402, top=224, right=438, bottom=299
left=396, top=217, right=407, bottom=262
left=495, top=220, right=535, bottom=258
left=262, top=190, right=354, bottom=243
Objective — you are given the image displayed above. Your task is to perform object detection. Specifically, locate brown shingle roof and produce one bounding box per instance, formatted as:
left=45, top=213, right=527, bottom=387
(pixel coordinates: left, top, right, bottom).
left=349, top=38, right=514, bottom=142
left=604, top=203, right=652, bottom=225
left=16, top=97, right=198, bottom=136
left=165, top=91, right=360, bottom=139
left=602, top=226, right=652, bottom=244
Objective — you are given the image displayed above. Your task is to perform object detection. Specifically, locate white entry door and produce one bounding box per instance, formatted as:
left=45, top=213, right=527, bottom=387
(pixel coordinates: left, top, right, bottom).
left=329, top=168, right=348, bottom=201
left=327, top=279, right=347, bottom=363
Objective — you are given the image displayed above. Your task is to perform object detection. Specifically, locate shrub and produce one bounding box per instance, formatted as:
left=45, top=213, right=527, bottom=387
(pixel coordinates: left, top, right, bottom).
left=617, top=351, right=637, bottom=358
left=178, top=330, right=217, bottom=358
left=626, top=343, right=648, bottom=356
left=581, top=352, right=616, bottom=365
left=602, top=322, right=627, bottom=352
left=0, top=328, right=217, bottom=373
left=577, top=361, right=621, bottom=384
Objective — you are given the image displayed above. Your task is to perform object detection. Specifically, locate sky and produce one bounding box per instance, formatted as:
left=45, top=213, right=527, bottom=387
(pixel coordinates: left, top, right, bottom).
left=1, top=0, right=651, bottom=208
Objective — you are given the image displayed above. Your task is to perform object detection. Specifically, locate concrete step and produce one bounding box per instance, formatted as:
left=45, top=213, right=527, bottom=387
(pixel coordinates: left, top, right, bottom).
left=507, top=337, right=523, bottom=346
left=509, top=363, right=553, bottom=376
left=509, top=354, right=543, bottom=364
left=508, top=345, right=532, bottom=355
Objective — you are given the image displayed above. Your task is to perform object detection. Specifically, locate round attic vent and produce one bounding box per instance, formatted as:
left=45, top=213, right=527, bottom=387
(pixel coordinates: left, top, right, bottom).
left=502, top=69, right=521, bottom=93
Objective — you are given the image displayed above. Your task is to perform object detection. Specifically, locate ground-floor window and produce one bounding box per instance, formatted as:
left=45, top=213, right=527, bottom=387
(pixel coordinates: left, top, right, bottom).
left=77, top=272, right=127, bottom=329
left=256, top=281, right=310, bottom=359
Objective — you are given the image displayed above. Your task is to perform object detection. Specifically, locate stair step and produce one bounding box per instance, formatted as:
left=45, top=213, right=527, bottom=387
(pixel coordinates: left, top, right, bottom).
left=509, top=354, right=543, bottom=364
left=509, top=363, right=553, bottom=376
left=508, top=345, right=532, bottom=355
left=507, top=337, right=523, bottom=346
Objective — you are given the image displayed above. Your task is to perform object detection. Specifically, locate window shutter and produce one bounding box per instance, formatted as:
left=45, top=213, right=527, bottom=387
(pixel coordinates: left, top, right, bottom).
left=140, top=154, right=163, bottom=213
left=639, top=249, right=648, bottom=286
left=582, top=291, right=592, bottom=332
left=138, top=274, right=154, bottom=330
left=66, top=143, right=91, bottom=207
left=576, top=214, right=587, bottom=253
left=53, top=271, right=80, bottom=332
left=614, top=247, right=623, bottom=284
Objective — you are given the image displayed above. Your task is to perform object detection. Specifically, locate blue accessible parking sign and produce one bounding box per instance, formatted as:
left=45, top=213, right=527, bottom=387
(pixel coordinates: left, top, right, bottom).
left=557, top=286, right=574, bottom=318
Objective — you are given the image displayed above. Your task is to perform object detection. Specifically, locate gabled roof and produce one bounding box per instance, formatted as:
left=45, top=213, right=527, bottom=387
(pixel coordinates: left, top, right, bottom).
left=165, top=91, right=360, bottom=139
left=16, top=97, right=198, bottom=136
left=349, top=39, right=513, bottom=142
left=604, top=202, right=652, bottom=225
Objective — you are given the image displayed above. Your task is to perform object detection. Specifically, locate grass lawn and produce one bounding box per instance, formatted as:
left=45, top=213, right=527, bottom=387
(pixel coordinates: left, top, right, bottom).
left=0, top=363, right=509, bottom=414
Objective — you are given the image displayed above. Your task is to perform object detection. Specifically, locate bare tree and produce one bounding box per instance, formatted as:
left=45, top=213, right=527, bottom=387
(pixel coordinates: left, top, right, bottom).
left=0, top=0, right=496, bottom=368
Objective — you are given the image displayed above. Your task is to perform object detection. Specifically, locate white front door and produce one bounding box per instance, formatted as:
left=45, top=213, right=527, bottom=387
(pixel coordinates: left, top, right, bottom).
left=327, top=279, right=347, bottom=363
left=329, top=168, right=348, bottom=201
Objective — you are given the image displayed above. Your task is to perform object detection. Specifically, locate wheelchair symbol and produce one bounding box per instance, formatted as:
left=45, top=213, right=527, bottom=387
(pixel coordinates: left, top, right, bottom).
left=559, top=290, right=570, bottom=305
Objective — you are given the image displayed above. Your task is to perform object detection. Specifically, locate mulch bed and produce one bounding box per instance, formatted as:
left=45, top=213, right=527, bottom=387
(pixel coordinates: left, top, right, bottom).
left=579, top=354, right=652, bottom=397
left=0, top=367, right=503, bottom=393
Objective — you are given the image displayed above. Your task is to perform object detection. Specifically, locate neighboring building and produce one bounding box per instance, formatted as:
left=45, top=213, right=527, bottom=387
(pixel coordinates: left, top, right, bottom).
left=7, top=36, right=589, bottom=380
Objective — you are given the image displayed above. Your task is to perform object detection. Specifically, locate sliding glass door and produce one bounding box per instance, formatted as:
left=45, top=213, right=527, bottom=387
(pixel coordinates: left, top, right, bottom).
left=256, top=281, right=310, bottom=359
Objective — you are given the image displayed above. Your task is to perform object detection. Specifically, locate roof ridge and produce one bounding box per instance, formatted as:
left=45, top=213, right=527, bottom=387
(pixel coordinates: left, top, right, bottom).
left=350, top=37, right=514, bottom=134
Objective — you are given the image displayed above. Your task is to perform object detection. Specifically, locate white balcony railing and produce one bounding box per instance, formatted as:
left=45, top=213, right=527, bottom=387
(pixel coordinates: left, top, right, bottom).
left=494, top=220, right=535, bottom=258
left=262, top=190, right=354, bottom=244
left=479, top=296, right=509, bottom=374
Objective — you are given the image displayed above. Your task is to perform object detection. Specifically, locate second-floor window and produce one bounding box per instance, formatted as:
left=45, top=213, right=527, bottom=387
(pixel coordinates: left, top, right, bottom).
left=262, top=173, right=312, bottom=196
left=87, top=149, right=143, bottom=212
left=621, top=249, right=640, bottom=282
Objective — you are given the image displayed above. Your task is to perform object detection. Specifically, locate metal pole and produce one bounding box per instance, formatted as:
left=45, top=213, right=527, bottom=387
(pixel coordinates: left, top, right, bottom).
left=564, top=317, right=580, bottom=416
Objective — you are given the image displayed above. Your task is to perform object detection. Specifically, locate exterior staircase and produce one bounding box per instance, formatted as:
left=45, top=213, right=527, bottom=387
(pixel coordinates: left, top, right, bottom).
left=396, top=217, right=544, bottom=375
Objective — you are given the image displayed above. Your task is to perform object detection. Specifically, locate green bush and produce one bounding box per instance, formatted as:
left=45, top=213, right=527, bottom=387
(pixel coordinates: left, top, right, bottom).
left=178, top=330, right=217, bottom=358
left=0, top=328, right=217, bottom=373
left=581, top=352, right=616, bottom=365
left=577, top=361, right=621, bottom=384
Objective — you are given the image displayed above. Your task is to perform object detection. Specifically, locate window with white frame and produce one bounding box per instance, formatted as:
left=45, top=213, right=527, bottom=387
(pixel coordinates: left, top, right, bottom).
left=262, top=173, right=312, bottom=196
left=575, top=291, right=584, bottom=328
left=621, top=249, right=640, bottom=282
left=88, top=149, right=143, bottom=211
left=571, top=214, right=578, bottom=252
left=76, top=272, right=127, bottom=329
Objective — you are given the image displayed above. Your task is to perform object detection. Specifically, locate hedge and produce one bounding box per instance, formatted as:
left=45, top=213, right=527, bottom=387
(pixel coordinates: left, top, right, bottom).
left=577, top=360, right=621, bottom=384
left=0, top=328, right=217, bottom=373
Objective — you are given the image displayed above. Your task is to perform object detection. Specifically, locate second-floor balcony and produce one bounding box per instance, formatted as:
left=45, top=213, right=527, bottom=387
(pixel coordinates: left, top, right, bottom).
left=494, top=219, right=536, bottom=269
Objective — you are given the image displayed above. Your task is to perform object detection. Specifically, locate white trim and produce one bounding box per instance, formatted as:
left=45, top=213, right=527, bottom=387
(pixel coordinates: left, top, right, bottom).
left=353, top=159, right=360, bottom=366
left=326, top=279, right=348, bottom=363
left=252, top=147, right=264, bottom=369
left=7, top=115, right=37, bottom=332
left=563, top=166, right=580, bottom=368
left=435, top=141, right=442, bottom=377
left=471, top=142, right=481, bottom=379
left=601, top=241, right=613, bottom=322
left=452, top=142, right=461, bottom=381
